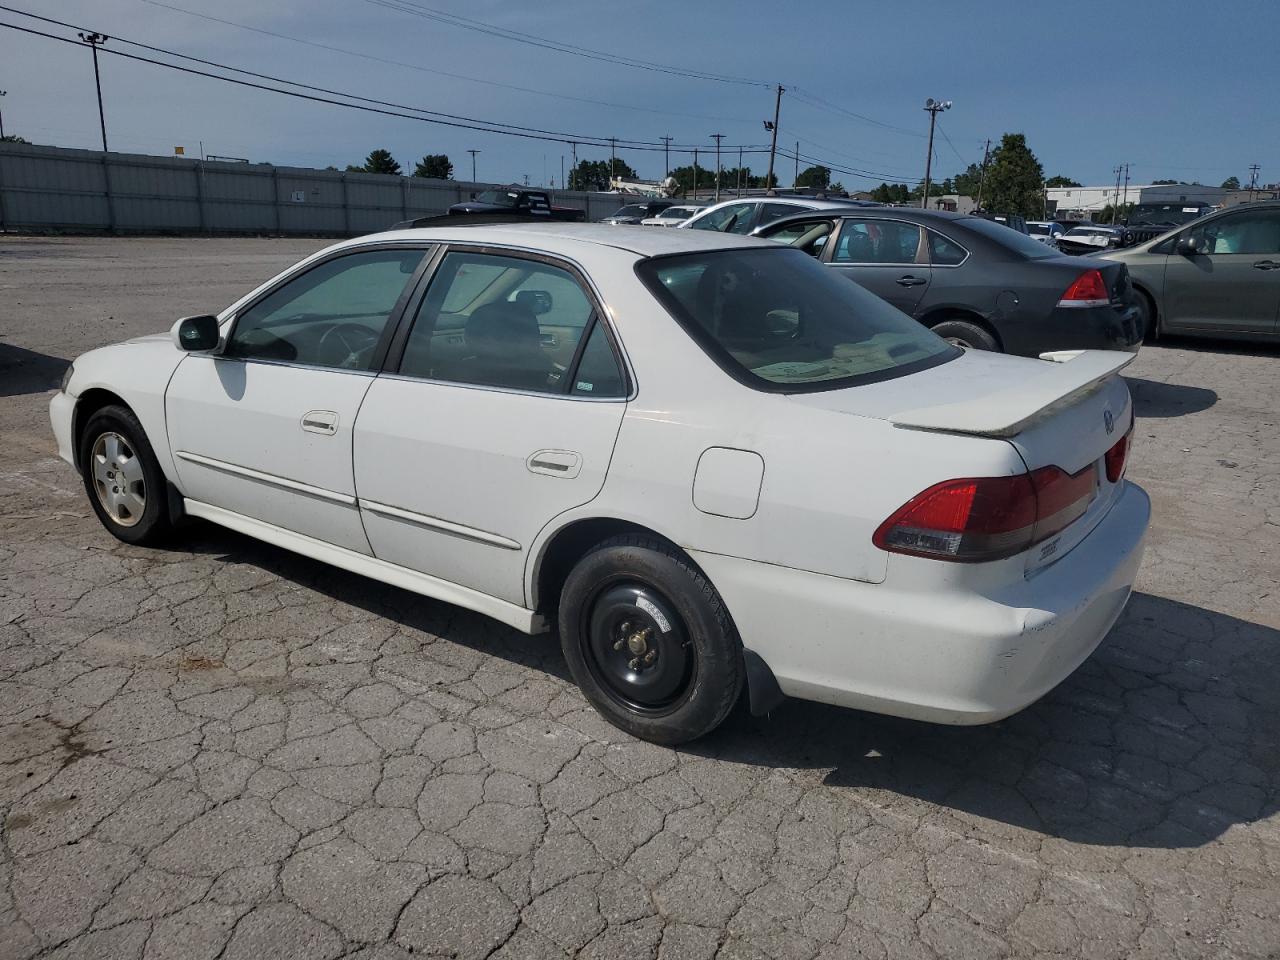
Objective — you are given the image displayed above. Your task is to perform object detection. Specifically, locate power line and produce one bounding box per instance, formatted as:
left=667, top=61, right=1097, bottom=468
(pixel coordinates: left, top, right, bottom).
left=786, top=86, right=925, bottom=139
left=365, top=0, right=770, bottom=87
left=934, top=119, right=968, bottom=166
left=134, top=0, right=753, bottom=125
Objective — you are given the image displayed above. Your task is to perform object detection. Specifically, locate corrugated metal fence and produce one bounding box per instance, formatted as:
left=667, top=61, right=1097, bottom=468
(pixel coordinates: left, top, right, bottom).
left=0, top=142, right=625, bottom=235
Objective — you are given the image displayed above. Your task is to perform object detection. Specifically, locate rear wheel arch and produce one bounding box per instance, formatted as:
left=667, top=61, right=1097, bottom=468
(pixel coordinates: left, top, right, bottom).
left=533, top=517, right=686, bottom=614
left=922, top=309, right=1004, bottom=351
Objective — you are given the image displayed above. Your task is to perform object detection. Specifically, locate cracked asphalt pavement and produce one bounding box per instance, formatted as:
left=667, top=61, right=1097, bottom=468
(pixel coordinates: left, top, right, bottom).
left=2, top=237, right=1279, bottom=959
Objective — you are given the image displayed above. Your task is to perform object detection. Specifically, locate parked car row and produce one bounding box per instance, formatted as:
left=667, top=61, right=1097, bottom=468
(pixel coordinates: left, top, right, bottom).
left=52, top=219, right=1150, bottom=744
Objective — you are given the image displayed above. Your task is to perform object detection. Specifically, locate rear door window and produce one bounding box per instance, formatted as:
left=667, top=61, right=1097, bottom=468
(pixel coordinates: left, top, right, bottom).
left=833, top=220, right=923, bottom=264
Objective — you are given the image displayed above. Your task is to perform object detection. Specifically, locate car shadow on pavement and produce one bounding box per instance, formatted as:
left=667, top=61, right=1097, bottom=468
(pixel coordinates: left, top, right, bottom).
left=178, top=526, right=1275, bottom=852
left=1126, top=376, right=1218, bottom=418
left=0, top=342, right=71, bottom=397
left=703, top=591, right=1279, bottom=850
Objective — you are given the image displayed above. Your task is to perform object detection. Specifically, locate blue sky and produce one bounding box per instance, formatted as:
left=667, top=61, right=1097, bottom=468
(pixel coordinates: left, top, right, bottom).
left=3, top=0, right=1277, bottom=190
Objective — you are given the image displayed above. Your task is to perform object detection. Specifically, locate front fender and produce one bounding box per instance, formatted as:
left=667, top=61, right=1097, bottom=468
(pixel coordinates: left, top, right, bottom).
left=64, top=335, right=186, bottom=482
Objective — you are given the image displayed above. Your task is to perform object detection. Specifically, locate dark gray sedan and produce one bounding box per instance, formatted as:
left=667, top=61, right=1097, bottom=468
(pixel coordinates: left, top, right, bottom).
left=754, top=208, right=1142, bottom=355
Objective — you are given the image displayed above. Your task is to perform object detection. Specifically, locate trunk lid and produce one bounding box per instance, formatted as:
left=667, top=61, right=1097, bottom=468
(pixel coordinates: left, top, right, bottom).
left=790, top=348, right=1136, bottom=572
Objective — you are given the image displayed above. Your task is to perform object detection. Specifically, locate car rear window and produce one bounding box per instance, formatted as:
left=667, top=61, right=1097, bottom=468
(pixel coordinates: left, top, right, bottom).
left=636, top=247, right=957, bottom=393
left=962, top=217, right=1057, bottom=258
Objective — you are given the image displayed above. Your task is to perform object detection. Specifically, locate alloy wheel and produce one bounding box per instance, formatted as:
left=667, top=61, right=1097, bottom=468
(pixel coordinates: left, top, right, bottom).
left=90, top=432, right=145, bottom=527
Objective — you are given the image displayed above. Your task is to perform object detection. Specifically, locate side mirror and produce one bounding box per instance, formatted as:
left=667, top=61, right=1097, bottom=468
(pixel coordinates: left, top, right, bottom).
left=1176, top=235, right=1202, bottom=256
left=171, top=314, right=220, bottom=352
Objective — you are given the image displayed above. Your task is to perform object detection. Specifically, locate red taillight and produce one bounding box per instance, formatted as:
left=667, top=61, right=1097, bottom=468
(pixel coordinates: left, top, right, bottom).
left=1058, top=269, right=1110, bottom=308
left=1105, top=431, right=1130, bottom=483
left=875, top=465, right=1097, bottom=562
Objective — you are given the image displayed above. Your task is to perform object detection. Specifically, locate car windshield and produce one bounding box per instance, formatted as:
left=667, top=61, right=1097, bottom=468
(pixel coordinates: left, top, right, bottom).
left=636, top=247, right=957, bottom=392
left=961, top=217, right=1056, bottom=258
left=660, top=207, right=692, bottom=218
left=1027, top=222, right=1050, bottom=235
left=1126, top=204, right=1209, bottom=226
left=473, top=190, right=519, bottom=207
left=611, top=205, right=647, bottom=218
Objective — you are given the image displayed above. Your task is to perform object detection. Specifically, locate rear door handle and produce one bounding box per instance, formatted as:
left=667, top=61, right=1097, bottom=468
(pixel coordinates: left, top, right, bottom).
left=1253, top=260, right=1280, bottom=271
left=301, top=410, right=338, bottom=435
left=896, top=275, right=928, bottom=287
left=527, top=449, right=582, bottom=478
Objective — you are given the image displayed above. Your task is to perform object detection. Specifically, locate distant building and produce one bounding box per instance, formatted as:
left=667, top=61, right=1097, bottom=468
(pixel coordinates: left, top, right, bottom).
left=1221, top=187, right=1280, bottom=207
left=1047, top=183, right=1228, bottom=219
left=929, top=194, right=977, bottom=215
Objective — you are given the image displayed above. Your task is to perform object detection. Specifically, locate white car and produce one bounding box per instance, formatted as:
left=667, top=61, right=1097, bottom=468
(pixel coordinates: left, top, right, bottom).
left=680, top=196, right=877, bottom=235
left=640, top=204, right=702, bottom=227
left=1027, top=221, right=1065, bottom=248
left=51, top=224, right=1149, bottom=744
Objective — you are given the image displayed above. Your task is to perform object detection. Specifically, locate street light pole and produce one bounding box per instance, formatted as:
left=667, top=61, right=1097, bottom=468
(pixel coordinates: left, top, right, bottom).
left=467, top=149, right=479, bottom=182
left=608, top=137, right=617, bottom=187
left=710, top=134, right=724, bottom=202
left=0, top=91, right=6, bottom=140
left=921, top=97, right=951, bottom=209
left=764, top=84, right=783, bottom=194
left=78, top=32, right=109, bottom=152
left=659, top=135, right=672, bottom=178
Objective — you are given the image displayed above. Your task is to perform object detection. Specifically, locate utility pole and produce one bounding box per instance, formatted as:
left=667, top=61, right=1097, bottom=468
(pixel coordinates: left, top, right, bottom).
left=1248, top=163, right=1260, bottom=201
left=921, top=98, right=951, bottom=209
left=78, top=32, right=109, bottom=152
left=569, top=142, right=577, bottom=190
left=1111, top=165, right=1123, bottom=223
left=736, top=145, right=743, bottom=197
left=710, top=133, right=724, bottom=202
left=608, top=137, right=617, bottom=187
left=975, top=138, right=991, bottom=210
left=692, top=148, right=699, bottom=201
left=794, top=141, right=799, bottom=188
left=559, top=155, right=564, bottom=192
left=1120, top=163, right=1130, bottom=214
left=659, top=135, right=672, bottom=178
left=0, top=90, right=6, bottom=140
left=467, top=149, right=480, bottom=183
left=764, top=84, right=783, bottom=194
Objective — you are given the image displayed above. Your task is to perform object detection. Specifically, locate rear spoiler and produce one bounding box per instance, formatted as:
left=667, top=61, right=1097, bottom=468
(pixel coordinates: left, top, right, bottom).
left=889, top=349, right=1135, bottom=438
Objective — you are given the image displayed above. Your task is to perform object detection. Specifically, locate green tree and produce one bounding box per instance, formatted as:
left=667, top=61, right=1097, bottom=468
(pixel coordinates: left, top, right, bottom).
left=795, top=165, right=831, bottom=188
left=359, top=149, right=401, bottom=176
left=1151, top=179, right=1181, bottom=185
left=1221, top=176, right=1240, bottom=190
left=951, top=163, right=984, bottom=198
left=1045, top=175, right=1081, bottom=188
left=569, top=157, right=637, bottom=191
left=869, top=182, right=911, bottom=204
left=981, top=133, right=1044, bottom=218
left=413, top=154, right=453, bottom=179
left=0, top=134, right=28, bottom=144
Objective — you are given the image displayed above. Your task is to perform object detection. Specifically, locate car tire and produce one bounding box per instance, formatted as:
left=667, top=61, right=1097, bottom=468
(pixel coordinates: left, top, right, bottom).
left=930, top=319, right=1000, bottom=352
left=79, top=405, right=173, bottom=546
left=558, top=534, right=744, bottom=745
left=1135, top=290, right=1158, bottom=341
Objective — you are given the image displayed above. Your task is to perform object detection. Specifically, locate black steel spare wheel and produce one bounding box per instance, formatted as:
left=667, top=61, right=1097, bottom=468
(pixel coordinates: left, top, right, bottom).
left=584, top=582, right=694, bottom=714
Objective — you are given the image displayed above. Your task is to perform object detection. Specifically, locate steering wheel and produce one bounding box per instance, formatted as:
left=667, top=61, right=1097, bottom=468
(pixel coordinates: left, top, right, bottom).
left=317, top=323, right=379, bottom=368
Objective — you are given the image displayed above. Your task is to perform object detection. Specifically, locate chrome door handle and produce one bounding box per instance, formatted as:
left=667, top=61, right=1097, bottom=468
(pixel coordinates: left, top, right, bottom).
left=301, top=410, right=338, bottom=435
left=896, top=275, right=927, bottom=287
left=1252, top=260, right=1280, bottom=271
left=527, top=450, right=582, bottom=478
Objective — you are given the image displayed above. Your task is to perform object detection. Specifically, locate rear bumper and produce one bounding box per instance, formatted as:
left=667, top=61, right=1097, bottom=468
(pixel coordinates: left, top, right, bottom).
left=692, top=480, right=1150, bottom=725
left=1005, top=302, right=1143, bottom=356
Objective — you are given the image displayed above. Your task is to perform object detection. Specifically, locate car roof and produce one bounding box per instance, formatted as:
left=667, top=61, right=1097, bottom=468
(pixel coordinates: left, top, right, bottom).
left=755, top=207, right=973, bottom=231
left=693, top=196, right=876, bottom=214
left=356, top=221, right=770, bottom=257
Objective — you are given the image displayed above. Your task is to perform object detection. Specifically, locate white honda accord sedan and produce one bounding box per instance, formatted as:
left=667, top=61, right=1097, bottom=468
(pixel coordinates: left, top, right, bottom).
left=50, top=223, right=1150, bottom=744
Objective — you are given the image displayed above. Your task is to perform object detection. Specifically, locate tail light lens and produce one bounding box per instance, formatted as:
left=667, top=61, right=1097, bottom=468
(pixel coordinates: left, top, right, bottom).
left=1057, top=269, right=1110, bottom=308
left=874, top=465, right=1097, bottom=563
left=1105, top=431, right=1130, bottom=483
